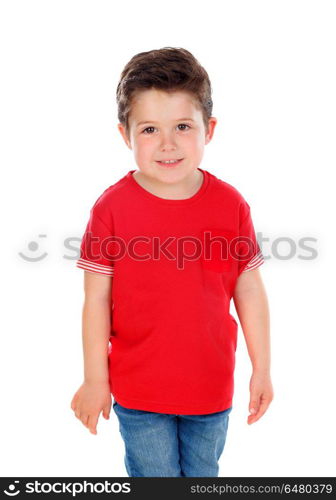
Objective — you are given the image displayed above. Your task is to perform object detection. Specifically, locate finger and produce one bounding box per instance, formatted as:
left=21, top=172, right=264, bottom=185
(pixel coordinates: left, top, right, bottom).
left=102, top=405, right=111, bottom=419
left=248, top=399, right=269, bottom=424
left=247, top=396, right=262, bottom=424
left=255, top=397, right=270, bottom=417
left=87, top=414, right=99, bottom=434
left=80, top=413, right=89, bottom=426
left=249, top=399, right=260, bottom=415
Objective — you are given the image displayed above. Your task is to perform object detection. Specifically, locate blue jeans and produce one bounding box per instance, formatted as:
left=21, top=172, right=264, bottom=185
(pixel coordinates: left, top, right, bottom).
left=112, top=400, right=232, bottom=477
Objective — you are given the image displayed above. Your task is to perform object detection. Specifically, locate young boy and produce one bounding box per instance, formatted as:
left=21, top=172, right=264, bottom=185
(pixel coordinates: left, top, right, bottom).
left=71, top=47, right=273, bottom=477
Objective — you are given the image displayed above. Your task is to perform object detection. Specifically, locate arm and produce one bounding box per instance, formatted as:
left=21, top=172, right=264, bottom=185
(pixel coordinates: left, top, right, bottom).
left=82, top=271, right=112, bottom=383
left=232, top=267, right=274, bottom=424
left=71, top=271, right=113, bottom=434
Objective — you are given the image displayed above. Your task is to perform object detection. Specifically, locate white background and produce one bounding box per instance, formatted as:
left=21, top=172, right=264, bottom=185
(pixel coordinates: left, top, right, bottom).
left=1, top=0, right=335, bottom=477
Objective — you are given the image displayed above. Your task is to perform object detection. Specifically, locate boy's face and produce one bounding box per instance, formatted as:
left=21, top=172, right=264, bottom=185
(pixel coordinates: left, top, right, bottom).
left=118, top=89, right=217, bottom=185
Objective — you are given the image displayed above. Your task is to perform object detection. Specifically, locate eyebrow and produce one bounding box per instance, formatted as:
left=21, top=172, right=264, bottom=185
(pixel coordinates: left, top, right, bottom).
left=136, top=118, right=195, bottom=127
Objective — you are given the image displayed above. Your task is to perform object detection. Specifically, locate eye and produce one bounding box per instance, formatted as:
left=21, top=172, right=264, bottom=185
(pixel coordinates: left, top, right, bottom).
left=142, top=126, right=156, bottom=134
left=177, top=123, right=191, bottom=131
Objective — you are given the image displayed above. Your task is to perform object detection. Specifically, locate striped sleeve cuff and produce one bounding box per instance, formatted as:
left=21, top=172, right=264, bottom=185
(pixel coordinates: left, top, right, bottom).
left=76, top=258, right=114, bottom=276
left=242, top=250, right=265, bottom=273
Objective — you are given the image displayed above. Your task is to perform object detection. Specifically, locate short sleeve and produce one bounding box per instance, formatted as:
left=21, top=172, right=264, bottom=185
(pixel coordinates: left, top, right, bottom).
left=237, top=201, right=265, bottom=276
left=76, top=207, right=115, bottom=277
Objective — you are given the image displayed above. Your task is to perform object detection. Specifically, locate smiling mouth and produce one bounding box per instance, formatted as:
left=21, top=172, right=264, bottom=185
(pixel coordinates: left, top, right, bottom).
left=156, top=158, right=183, bottom=167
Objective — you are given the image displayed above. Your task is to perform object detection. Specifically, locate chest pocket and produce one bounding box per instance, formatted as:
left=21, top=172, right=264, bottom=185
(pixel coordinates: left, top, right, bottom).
left=200, top=227, right=237, bottom=273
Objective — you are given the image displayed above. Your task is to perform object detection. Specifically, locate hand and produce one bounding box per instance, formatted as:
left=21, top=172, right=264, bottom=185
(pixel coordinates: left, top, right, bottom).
left=247, top=370, right=274, bottom=425
left=70, top=381, right=112, bottom=435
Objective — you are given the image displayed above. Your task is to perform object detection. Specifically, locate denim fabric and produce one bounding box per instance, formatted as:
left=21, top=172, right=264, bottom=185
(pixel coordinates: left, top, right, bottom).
left=112, top=400, right=232, bottom=477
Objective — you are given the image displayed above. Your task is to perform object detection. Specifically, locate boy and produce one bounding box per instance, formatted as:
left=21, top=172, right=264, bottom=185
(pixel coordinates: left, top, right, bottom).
left=71, top=47, right=273, bottom=477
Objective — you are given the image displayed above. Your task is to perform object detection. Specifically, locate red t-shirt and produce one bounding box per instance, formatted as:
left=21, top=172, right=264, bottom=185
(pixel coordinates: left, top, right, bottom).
left=76, top=168, right=264, bottom=414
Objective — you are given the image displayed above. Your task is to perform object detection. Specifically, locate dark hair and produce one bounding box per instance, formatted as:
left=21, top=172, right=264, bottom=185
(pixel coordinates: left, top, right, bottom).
left=116, top=47, right=213, bottom=138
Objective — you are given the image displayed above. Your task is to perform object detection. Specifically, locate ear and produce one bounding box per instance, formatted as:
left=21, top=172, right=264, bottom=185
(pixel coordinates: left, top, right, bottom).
left=204, top=117, right=217, bottom=145
left=117, top=123, right=132, bottom=150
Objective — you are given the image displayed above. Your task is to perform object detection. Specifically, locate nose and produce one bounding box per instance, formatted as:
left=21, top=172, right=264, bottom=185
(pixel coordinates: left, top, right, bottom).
left=160, top=130, right=177, bottom=151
